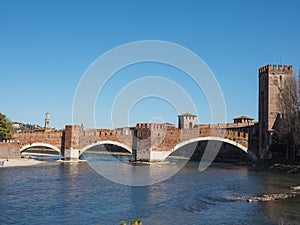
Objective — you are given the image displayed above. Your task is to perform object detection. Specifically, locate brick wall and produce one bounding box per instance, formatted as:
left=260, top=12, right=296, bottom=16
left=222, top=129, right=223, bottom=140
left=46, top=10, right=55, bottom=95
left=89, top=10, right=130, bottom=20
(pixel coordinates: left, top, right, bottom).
left=0, top=142, right=20, bottom=158
left=13, top=130, right=64, bottom=150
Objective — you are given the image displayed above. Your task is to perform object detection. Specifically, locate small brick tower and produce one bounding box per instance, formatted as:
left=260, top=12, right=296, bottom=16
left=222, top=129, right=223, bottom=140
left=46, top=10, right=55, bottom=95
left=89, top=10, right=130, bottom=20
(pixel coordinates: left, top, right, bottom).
left=178, top=113, right=197, bottom=129
left=258, top=64, right=294, bottom=157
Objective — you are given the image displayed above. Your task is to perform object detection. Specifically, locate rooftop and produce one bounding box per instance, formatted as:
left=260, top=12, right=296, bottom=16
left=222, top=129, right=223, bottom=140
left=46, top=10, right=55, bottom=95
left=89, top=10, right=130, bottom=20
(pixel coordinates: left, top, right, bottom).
left=233, top=115, right=254, bottom=120
left=178, top=113, right=197, bottom=117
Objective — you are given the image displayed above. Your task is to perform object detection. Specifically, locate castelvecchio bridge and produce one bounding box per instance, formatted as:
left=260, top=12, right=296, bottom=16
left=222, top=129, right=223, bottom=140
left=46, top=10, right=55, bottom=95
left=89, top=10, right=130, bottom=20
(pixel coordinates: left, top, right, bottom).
left=13, top=113, right=258, bottom=162
left=11, top=64, right=294, bottom=162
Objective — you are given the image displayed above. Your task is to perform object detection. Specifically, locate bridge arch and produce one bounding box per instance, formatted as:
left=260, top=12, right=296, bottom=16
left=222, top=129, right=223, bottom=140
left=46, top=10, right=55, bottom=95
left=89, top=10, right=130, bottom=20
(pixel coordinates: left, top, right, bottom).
left=80, top=140, right=132, bottom=156
left=160, top=136, right=255, bottom=161
left=20, top=142, right=61, bottom=153
left=172, top=136, right=248, bottom=154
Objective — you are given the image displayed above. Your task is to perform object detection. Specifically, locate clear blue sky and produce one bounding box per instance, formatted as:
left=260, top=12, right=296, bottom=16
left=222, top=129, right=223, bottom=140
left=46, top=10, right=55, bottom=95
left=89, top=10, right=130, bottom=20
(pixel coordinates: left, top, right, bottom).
left=1, top=0, right=299, bottom=129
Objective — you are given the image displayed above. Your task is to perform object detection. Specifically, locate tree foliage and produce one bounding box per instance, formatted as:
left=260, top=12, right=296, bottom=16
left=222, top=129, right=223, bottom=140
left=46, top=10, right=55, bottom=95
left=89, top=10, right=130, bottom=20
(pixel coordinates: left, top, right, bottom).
left=271, top=74, right=300, bottom=160
left=0, top=112, right=14, bottom=141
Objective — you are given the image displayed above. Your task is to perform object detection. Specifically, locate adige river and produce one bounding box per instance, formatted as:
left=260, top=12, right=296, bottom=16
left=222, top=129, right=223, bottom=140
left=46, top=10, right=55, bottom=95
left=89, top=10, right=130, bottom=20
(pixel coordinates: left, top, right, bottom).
left=0, top=154, right=300, bottom=225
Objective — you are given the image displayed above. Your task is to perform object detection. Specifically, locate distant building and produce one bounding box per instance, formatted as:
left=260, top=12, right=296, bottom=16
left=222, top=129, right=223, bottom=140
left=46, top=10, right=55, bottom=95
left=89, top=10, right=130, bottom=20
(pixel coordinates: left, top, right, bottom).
left=258, top=64, right=294, bottom=155
left=12, top=123, right=20, bottom=129
left=45, top=113, right=50, bottom=129
left=178, top=113, right=197, bottom=129
left=233, top=116, right=254, bottom=124
left=163, top=122, right=176, bottom=128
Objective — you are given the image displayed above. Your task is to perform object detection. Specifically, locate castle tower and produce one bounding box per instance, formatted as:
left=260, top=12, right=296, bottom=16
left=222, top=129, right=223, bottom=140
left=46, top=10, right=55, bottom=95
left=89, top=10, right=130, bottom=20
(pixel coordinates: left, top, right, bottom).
left=178, top=113, right=197, bottom=129
left=45, top=112, right=50, bottom=129
left=258, top=64, right=294, bottom=156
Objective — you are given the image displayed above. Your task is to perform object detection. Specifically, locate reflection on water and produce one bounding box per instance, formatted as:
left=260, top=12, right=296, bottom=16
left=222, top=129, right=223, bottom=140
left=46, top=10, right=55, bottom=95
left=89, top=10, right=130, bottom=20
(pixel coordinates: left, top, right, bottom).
left=82, top=152, right=188, bottom=186
left=257, top=173, right=300, bottom=225
left=0, top=153, right=299, bottom=225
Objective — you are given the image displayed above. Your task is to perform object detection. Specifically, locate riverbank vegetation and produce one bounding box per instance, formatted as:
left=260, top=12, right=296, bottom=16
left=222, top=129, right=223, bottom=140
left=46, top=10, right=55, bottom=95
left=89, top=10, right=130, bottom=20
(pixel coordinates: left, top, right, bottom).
left=0, top=113, right=14, bottom=141
left=119, top=219, right=142, bottom=225
left=270, top=73, right=300, bottom=161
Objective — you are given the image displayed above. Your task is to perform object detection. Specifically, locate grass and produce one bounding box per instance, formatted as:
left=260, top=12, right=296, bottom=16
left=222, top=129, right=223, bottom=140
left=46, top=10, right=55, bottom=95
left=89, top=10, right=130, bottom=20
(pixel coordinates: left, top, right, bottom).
left=119, top=219, right=142, bottom=225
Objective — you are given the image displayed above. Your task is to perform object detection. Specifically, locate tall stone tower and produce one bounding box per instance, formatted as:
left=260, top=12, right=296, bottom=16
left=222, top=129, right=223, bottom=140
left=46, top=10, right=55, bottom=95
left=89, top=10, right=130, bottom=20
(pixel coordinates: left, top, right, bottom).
left=45, top=112, right=50, bottom=129
left=178, top=113, right=197, bottom=129
left=258, top=64, right=294, bottom=157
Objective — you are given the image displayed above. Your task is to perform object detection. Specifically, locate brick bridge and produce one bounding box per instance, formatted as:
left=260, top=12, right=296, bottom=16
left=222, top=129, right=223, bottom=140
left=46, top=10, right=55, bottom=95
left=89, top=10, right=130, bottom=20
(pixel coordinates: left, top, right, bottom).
left=12, top=114, right=258, bottom=162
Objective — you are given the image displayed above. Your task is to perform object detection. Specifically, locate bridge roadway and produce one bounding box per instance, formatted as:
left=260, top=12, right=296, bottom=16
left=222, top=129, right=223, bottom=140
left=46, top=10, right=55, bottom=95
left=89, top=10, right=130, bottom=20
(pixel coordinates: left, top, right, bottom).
left=13, top=122, right=258, bottom=162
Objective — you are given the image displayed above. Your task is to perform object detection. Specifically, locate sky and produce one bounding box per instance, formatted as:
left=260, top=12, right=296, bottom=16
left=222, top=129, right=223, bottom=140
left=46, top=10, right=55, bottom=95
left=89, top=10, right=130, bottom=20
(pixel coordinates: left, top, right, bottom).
left=0, top=0, right=300, bottom=129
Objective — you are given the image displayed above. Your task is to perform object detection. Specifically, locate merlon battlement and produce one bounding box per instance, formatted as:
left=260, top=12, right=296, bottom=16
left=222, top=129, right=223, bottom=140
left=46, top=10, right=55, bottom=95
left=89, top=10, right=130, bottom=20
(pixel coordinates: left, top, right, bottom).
left=259, top=64, right=293, bottom=74
left=136, top=123, right=173, bottom=129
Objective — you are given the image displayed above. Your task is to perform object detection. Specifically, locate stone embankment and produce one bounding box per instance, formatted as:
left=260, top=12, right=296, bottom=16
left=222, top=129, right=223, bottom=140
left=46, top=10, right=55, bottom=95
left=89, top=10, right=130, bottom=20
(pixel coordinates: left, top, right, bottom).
left=269, top=163, right=300, bottom=174
left=235, top=186, right=300, bottom=202
left=0, top=158, right=45, bottom=168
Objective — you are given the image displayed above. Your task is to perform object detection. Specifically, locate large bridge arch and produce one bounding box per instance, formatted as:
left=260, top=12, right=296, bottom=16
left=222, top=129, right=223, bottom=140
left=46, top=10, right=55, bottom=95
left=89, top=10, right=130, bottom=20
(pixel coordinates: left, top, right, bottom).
left=20, top=142, right=61, bottom=153
left=80, top=140, right=132, bottom=156
left=154, top=136, right=255, bottom=162
left=172, top=136, right=248, bottom=154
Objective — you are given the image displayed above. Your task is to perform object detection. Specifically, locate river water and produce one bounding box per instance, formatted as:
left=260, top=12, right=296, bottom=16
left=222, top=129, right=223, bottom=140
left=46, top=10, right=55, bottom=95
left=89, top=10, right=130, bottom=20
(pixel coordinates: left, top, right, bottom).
left=0, top=154, right=300, bottom=225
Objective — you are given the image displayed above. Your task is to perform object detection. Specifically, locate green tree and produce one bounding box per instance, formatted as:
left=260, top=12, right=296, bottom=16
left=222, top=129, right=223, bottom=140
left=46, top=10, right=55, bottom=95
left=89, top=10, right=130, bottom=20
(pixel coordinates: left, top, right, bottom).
left=271, top=73, right=300, bottom=160
left=0, top=113, right=14, bottom=141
